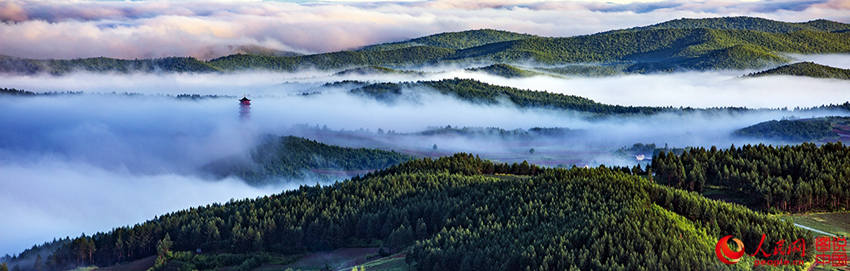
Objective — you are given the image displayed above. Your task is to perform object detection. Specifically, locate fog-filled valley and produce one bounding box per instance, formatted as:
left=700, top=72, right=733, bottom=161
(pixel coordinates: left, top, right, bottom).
left=3, top=57, right=850, bottom=257
left=3, top=8, right=850, bottom=270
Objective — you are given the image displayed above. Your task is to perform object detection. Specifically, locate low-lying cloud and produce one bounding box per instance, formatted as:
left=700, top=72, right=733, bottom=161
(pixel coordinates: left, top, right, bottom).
left=0, top=161, right=280, bottom=258
left=1, top=0, right=848, bottom=59
left=1, top=64, right=849, bottom=256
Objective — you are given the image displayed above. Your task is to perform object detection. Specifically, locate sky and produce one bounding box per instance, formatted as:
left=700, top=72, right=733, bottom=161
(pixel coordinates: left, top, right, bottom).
left=0, top=0, right=849, bottom=59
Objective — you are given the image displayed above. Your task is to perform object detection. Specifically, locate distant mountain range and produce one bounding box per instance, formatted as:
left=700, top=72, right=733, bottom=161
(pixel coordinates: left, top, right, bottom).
left=1, top=16, right=848, bottom=75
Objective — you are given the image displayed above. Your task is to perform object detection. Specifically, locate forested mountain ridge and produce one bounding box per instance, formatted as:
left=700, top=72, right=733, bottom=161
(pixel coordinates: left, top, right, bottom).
left=6, top=153, right=813, bottom=271
left=358, top=29, right=536, bottom=51
left=624, top=16, right=850, bottom=33
left=350, top=78, right=670, bottom=115
left=349, top=78, right=834, bottom=115
left=747, top=62, right=850, bottom=79
left=204, top=135, right=412, bottom=184
left=0, top=55, right=221, bottom=75
left=447, top=27, right=848, bottom=71
left=733, top=116, right=850, bottom=142
left=2, top=17, right=848, bottom=74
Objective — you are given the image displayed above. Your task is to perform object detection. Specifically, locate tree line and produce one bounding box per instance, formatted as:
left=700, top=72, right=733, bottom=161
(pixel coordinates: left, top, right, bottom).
left=652, top=142, right=850, bottom=212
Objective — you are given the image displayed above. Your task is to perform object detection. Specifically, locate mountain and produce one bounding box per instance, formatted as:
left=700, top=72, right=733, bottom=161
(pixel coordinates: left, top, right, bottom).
left=1, top=17, right=848, bottom=74
left=9, top=153, right=814, bottom=271
left=350, top=78, right=676, bottom=115
left=358, top=29, right=536, bottom=51
left=733, top=116, right=850, bottom=142
left=747, top=62, right=850, bottom=79
left=208, top=45, right=454, bottom=71
left=232, top=45, right=302, bottom=57
left=204, top=135, right=412, bottom=184
left=629, top=16, right=850, bottom=33
left=0, top=55, right=221, bottom=75
left=447, top=26, right=847, bottom=71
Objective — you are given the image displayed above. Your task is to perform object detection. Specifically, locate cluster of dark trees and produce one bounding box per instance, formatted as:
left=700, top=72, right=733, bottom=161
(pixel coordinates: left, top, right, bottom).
left=417, top=126, right=576, bottom=139
left=7, top=153, right=812, bottom=270
left=652, top=142, right=850, bottom=212
left=204, top=135, right=412, bottom=184
left=465, top=63, right=541, bottom=78
left=0, top=88, right=36, bottom=96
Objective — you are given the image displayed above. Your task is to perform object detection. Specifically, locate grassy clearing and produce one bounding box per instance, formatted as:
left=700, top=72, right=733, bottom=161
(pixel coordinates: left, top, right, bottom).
left=357, top=254, right=410, bottom=271
left=782, top=212, right=850, bottom=237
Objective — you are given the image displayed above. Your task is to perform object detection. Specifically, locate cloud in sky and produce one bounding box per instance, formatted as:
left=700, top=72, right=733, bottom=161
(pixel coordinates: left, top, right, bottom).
left=0, top=0, right=848, bottom=59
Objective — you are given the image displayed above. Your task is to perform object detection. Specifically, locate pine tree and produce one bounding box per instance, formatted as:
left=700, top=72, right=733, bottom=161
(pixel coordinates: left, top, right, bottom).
left=156, top=234, right=173, bottom=264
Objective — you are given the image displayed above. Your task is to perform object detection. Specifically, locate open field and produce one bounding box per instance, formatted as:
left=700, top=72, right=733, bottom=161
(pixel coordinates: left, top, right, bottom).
left=782, top=212, right=850, bottom=237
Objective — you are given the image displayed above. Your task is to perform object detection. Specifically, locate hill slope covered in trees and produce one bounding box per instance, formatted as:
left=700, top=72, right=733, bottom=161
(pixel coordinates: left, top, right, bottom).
left=2, top=17, right=848, bottom=74
left=359, top=29, right=536, bottom=51
left=733, top=116, right=850, bottom=142
left=205, top=135, right=412, bottom=184
left=6, top=153, right=814, bottom=271
left=747, top=62, right=850, bottom=79
left=653, top=142, right=850, bottom=212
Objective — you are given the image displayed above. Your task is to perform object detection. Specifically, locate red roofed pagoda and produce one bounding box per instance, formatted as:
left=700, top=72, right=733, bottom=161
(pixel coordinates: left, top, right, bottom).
left=239, top=96, right=251, bottom=120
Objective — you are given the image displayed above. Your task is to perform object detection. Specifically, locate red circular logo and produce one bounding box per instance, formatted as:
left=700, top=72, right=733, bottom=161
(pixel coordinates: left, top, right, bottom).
left=715, top=235, right=745, bottom=264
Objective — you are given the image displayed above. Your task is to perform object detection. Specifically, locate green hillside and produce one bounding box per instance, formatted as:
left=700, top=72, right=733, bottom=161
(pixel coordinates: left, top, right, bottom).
left=0, top=56, right=221, bottom=75
left=450, top=27, right=848, bottom=71
left=2, top=17, right=849, bottom=74
left=359, top=29, right=536, bottom=51
left=653, top=142, right=850, bottom=212
left=351, top=78, right=669, bottom=114
left=13, top=153, right=813, bottom=271
left=631, top=16, right=850, bottom=33
left=747, top=62, right=850, bottom=79
left=205, top=135, right=412, bottom=184
left=208, top=46, right=455, bottom=71
left=733, top=116, right=850, bottom=142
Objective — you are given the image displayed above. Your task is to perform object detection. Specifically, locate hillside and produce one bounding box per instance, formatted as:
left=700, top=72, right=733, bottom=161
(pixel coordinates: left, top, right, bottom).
left=449, top=27, right=848, bottom=71
left=7, top=153, right=813, bottom=271
left=653, top=142, right=850, bottom=212
left=0, top=56, right=221, bottom=75
left=630, top=16, right=850, bottom=33
left=733, top=116, right=850, bottom=142
left=204, top=135, right=412, bottom=184
left=1, top=17, right=848, bottom=74
left=358, top=29, right=536, bottom=51
left=350, top=78, right=670, bottom=114
left=747, top=62, right=850, bottom=79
